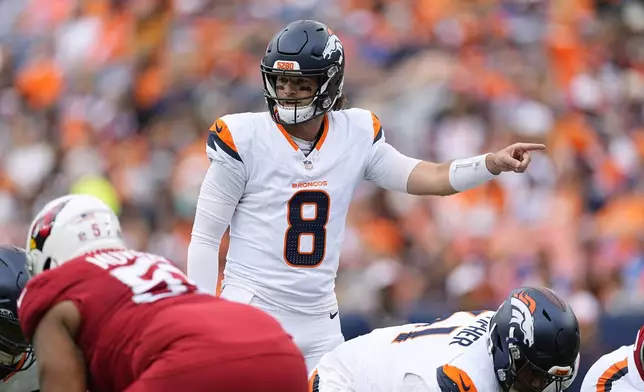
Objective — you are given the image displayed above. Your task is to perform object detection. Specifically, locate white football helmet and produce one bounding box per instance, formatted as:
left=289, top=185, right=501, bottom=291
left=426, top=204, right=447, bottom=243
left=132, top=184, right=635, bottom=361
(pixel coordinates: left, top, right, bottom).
left=26, top=194, right=126, bottom=276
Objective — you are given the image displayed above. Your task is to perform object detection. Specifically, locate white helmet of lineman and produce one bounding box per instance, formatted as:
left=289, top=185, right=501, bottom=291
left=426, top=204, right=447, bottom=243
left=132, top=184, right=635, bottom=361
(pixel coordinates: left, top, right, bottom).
left=26, top=194, right=126, bottom=276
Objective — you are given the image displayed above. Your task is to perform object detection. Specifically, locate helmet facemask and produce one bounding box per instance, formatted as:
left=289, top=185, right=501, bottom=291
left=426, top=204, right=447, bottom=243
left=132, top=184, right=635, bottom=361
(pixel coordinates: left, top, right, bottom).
left=261, top=62, right=343, bottom=125
left=502, top=339, right=574, bottom=392
left=0, top=310, right=34, bottom=373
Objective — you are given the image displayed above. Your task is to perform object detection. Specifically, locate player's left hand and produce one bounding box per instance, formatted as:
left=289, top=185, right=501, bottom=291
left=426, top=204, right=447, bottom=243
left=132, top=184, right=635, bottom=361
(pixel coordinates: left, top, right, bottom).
left=485, top=143, right=546, bottom=175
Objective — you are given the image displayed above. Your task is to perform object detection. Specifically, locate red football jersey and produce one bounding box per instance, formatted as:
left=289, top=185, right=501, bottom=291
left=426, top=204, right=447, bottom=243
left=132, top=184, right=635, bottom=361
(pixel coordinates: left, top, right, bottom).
left=18, top=248, right=298, bottom=391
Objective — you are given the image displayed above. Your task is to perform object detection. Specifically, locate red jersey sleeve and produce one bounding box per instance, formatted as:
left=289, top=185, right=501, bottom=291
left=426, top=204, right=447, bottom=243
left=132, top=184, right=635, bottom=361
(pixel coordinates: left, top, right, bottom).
left=18, top=261, right=86, bottom=342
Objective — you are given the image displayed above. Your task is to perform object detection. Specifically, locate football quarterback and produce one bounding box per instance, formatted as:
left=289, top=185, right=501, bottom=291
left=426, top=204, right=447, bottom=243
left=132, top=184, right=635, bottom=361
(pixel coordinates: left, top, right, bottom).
left=187, top=19, right=546, bottom=371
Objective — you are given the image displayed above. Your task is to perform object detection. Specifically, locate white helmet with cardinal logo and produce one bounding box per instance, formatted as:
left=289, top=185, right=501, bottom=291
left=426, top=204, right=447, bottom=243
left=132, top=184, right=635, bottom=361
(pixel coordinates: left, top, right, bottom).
left=26, top=194, right=125, bottom=276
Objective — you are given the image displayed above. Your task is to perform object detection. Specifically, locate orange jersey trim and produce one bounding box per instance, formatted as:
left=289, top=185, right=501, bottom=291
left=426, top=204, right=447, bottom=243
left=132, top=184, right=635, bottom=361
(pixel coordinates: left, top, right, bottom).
left=277, top=114, right=329, bottom=151
left=596, top=358, right=628, bottom=392
left=208, top=118, right=242, bottom=162
left=209, top=119, right=238, bottom=152
left=315, top=114, right=330, bottom=150
left=308, top=369, right=319, bottom=392
left=438, top=364, right=478, bottom=392
left=277, top=123, right=299, bottom=150
left=371, top=112, right=383, bottom=143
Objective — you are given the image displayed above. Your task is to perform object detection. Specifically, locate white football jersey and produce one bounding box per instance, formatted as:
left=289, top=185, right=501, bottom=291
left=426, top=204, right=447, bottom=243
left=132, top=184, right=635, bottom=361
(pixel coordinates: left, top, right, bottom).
left=581, top=345, right=644, bottom=392
left=0, top=355, right=38, bottom=392
left=312, top=310, right=500, bottom=392
left=205, top=109, right=417, bottom=314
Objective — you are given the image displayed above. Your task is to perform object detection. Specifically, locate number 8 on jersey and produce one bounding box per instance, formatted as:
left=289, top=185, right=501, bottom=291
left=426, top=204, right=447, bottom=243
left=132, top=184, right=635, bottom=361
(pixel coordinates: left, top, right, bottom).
left=284, top=190, right=330, bottom=267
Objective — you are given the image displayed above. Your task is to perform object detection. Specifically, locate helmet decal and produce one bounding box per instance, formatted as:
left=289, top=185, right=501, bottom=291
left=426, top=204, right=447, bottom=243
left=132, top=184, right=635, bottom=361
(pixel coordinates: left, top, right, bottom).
left=510, top=291, right=537, bottom=347
left=322, top=34, right=344, bottom=62
left=29, top=200, right=70, bottom=252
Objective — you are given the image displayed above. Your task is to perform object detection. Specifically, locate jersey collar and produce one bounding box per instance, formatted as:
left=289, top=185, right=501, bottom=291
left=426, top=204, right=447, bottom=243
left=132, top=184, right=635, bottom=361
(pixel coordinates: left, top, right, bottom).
left=276, top=114, right=329, bottom=153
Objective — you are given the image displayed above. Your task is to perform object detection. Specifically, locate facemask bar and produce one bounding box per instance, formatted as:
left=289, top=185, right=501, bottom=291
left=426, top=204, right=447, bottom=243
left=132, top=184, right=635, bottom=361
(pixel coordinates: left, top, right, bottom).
left=260, top=63, right=341, bottom=125
left=507, top=343, right=574, bottom=392
left=0, top=314, right=34, bottom=373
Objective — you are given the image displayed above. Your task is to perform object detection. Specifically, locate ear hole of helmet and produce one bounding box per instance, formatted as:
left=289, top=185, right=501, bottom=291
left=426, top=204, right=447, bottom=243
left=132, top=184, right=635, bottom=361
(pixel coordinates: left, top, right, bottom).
left=43, top=258, right=52, bottom=271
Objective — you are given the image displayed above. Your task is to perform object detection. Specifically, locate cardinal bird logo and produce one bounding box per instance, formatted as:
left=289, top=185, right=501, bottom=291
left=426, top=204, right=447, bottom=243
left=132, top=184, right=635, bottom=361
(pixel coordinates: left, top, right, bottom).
left=29, top=200, right=69, bottom=251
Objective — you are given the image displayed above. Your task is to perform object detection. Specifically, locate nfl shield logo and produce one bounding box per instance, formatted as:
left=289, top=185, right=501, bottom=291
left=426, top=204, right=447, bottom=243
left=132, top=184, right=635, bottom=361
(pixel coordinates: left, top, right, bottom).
left=303, top=159, right=313, bottom=170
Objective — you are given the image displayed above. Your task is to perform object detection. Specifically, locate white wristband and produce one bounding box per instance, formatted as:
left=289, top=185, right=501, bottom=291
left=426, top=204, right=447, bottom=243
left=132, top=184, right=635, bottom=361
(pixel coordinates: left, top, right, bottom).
left=448, top=153, right=497, bottom=192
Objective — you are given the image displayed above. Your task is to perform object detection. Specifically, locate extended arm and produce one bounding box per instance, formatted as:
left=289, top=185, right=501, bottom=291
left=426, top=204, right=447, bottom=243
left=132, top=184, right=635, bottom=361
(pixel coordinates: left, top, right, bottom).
left=405, top=154, right=497, bottom=196
left=366, top=140, right=545, bottom=196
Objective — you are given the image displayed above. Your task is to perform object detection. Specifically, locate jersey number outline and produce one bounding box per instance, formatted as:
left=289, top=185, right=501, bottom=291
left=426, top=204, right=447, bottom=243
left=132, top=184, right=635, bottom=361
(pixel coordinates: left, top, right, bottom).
left=390, top=311, right=488, bottom=343
left=392, top=324, right=459, bottom=343
left=110, top=255, right=193, bottom=303
left=284, top=190, right=330, bottom=267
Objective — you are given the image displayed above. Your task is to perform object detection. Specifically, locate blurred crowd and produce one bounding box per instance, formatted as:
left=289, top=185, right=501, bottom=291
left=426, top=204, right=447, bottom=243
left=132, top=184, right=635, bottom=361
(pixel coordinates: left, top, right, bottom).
left=0, top=0, right=643, bottom=344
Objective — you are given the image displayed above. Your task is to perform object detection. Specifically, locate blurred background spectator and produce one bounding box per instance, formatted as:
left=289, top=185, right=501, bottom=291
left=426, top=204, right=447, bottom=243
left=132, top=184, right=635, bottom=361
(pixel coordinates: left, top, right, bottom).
left=3, top=0, right=644, bottom=387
